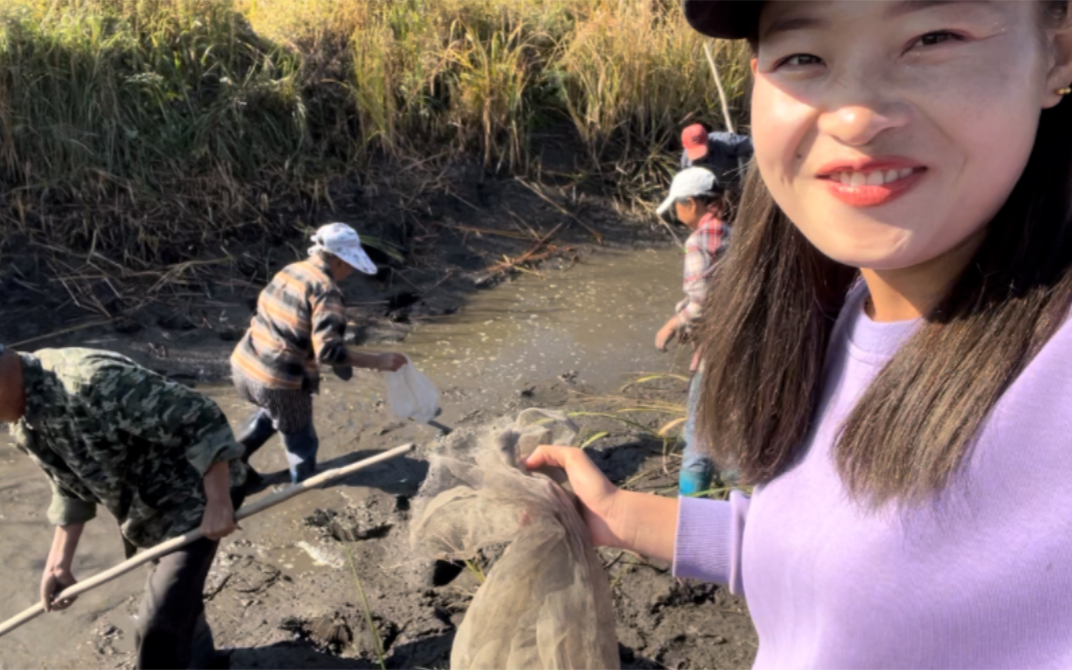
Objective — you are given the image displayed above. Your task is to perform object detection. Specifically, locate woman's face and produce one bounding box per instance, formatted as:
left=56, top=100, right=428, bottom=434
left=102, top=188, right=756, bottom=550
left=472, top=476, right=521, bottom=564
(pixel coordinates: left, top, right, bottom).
left=675, top=198, right=705, bottom=228
left=751, top=0, right=1070, bottom=271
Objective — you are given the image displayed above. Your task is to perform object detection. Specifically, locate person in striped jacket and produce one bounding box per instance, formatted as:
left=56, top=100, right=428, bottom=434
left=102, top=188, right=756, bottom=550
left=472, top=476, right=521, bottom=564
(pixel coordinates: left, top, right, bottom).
left=231, top=223, right=406, bottom=486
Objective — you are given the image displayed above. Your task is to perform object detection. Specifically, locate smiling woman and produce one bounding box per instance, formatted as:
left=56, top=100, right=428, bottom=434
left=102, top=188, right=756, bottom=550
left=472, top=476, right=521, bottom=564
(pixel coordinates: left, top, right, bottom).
left=706, top=0, right=1072, bottom=501
left=523, top=1, right=1072, bottom=668
left=751, top=0, right=1052, bottom=277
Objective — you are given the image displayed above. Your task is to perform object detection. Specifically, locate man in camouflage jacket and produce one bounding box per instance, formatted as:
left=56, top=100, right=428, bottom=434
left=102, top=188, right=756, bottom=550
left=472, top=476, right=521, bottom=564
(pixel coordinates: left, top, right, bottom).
left=0, top=344, right=244, bottom=669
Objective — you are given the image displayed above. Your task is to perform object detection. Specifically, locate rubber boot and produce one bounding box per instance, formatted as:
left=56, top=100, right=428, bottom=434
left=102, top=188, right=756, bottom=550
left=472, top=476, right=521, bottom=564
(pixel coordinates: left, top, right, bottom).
left=282, top=422, right=320, bottom=484
left=679, top=371, right=714, bottom=496
left=678, top=466, right=714, bottom=497
left=236, top=409, right=276, bottom=461
left=236, top=410, right=275, bottom=493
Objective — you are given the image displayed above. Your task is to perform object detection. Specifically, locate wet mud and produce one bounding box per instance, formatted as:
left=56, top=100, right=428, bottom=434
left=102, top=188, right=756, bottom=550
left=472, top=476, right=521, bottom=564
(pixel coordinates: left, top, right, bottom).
left=1, top=240, right=759, bottom=667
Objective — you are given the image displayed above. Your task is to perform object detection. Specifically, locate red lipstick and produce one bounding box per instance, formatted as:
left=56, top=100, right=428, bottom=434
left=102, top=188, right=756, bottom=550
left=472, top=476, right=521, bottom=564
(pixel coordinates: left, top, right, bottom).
left=816, top=157, right=926, bottom=207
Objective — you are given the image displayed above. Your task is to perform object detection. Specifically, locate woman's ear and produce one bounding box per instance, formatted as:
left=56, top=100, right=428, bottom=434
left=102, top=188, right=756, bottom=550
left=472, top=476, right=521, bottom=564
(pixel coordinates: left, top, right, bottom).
left=1043, top=14, right=1072, bottom=109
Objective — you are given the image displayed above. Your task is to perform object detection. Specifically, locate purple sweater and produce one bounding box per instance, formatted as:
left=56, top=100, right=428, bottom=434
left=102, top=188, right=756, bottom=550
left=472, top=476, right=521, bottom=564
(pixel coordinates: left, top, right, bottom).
left=673, top=285, right=1072, bottom=668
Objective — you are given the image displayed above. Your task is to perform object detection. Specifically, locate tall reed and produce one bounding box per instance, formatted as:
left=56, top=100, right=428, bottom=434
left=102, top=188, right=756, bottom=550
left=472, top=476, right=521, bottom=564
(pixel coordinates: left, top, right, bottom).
left=0, top=0, right=747, bottom=266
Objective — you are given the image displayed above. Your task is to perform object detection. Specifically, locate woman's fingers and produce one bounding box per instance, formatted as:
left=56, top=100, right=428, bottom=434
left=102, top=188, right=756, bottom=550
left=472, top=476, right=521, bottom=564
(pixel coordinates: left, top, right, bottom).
left=524, top=444, right=588, bottom=472
left=524, top=445, right=623, bottom=548
left=524, top=445, right=612, bottom=493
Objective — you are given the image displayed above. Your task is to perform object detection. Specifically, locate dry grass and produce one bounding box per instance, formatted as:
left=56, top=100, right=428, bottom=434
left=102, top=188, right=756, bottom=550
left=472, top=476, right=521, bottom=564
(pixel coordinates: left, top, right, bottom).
left=570, top=373, right=748, bottom=500
left=0, top=0, right=748, bottom=275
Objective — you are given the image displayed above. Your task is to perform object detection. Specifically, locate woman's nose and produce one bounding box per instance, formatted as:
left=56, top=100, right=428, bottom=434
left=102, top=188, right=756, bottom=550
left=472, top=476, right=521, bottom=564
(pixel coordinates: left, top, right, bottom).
left=817, top=101, right=910, bottom=147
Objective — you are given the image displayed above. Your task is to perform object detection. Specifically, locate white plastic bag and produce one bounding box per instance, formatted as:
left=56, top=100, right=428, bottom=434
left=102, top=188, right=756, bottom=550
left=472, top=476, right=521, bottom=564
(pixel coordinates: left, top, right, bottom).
left=385, top=356, right=439, bottom=424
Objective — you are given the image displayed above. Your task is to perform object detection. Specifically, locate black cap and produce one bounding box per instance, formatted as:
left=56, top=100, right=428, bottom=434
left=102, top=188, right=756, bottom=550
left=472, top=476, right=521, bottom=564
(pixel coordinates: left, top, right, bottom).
left=683, top=0, right=762, bottom=40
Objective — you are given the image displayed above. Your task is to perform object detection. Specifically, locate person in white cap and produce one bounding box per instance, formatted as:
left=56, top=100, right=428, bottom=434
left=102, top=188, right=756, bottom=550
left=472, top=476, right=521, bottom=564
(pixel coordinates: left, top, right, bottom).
left=230, top=223, right=407, bottom=485
left=654, top=167, right=732, bottom=496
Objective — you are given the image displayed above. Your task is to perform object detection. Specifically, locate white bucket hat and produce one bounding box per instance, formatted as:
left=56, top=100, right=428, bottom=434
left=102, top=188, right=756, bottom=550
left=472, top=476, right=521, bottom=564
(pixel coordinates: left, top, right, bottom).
left=308, top=223, right=377, bottom=275
left=656, top=167, right=721, bottom=216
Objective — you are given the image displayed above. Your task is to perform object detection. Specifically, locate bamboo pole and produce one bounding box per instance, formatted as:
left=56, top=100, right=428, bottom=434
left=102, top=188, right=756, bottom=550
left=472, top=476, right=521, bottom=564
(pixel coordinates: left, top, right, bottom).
left=0, top=443, right=416, bottom=639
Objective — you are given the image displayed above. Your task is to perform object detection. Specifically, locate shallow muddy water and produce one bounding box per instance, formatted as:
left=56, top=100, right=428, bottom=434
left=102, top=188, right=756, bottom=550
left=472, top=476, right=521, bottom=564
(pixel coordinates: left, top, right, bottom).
left=0, top=247, right=713, bottom=668
left=395, top=246, right=691, bottom=391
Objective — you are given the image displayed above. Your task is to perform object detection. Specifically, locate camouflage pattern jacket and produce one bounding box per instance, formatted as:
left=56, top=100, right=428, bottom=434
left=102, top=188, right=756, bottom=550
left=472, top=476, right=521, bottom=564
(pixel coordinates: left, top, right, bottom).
left=10, top=349, right=244, bottom=548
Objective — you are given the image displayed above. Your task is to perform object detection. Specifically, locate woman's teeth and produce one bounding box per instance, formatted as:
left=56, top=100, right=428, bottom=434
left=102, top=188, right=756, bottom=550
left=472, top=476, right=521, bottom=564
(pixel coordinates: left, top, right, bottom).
left=835, top=167, right=915, bottom=186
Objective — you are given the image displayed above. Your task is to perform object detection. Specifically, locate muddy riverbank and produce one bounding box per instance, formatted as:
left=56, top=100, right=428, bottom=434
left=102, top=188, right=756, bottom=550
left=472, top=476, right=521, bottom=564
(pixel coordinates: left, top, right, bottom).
left=0, top=180, right=758, bottom=668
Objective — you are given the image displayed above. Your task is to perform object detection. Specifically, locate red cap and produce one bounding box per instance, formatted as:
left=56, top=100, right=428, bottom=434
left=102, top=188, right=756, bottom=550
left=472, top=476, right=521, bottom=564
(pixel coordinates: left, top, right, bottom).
left=682, top=124, right=709, bottom=162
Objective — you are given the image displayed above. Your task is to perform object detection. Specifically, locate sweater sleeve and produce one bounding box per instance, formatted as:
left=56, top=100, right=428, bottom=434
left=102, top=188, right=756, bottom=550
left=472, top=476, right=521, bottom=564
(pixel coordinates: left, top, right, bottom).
left=47, top=479, right=98, bottom=527
left=11, top=415, right=99, bottom=527
left=672, top=491, right=751, bottom=596
left=310, top=288, right=349, bottom=365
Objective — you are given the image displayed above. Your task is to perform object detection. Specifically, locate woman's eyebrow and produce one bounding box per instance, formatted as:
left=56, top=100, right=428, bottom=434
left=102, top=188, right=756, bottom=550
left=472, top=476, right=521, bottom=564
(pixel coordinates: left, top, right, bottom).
left=761, top=14, right=829, bottom=41
left=885, top=0, right=988, bottom=19
left=762, top=0, right=990, bottom=40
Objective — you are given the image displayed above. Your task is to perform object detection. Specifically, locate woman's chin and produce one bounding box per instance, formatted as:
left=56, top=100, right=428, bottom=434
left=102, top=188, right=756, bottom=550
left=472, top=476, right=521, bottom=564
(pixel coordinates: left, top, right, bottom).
left=804, top=233, right=918, bottom=271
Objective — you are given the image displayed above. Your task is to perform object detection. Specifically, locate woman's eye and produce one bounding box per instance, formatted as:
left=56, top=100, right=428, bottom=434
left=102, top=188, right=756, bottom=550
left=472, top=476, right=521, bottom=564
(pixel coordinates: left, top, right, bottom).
left=911, top=31, right=963, bottom=48
left=777, top=54, right=823, bottom=69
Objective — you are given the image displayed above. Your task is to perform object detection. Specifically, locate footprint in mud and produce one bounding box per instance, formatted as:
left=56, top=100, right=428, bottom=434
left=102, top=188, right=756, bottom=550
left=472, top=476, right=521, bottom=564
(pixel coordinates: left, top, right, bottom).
left=280, top=611, right=400, bottom=658
left=303, top=507, right=394, bottom=543
left=204, top=555, right=284, bottom=601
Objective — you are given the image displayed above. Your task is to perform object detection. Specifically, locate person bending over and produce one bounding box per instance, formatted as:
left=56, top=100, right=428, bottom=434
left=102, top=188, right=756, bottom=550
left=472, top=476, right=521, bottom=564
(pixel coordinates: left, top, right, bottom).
left=231, top=223, right=406, bottom=486
left=0, top=344, right=244, bottom=668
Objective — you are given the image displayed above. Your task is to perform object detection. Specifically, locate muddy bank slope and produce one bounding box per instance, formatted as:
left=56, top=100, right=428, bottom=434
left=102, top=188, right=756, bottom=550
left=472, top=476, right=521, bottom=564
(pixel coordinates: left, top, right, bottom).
left=0, top=167, right=674, bottom=375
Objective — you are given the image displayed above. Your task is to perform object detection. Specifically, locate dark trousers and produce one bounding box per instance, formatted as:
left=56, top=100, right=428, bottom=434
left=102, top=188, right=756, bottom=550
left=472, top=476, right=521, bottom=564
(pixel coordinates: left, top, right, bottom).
left=237, top=409, right=319, bottom=483
left=135, top=536, right=220, bottom=669
left=135, top=487, right=244, bottom=669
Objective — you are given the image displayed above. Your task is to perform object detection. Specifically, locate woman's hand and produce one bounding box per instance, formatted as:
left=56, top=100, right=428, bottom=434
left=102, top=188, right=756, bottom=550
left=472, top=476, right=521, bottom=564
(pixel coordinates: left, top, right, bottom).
left=40, top=566, right=78, bottom=612
left=525, top=446, right=680, bottom=562
left=523, top=446, right=627, bottom=548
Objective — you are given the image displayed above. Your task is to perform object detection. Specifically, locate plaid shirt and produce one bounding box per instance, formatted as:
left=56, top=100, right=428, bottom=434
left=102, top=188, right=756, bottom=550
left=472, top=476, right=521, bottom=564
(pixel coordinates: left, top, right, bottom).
left=231, top=255, right=349, bottom=391
left=675, top=212, right=730, bottom=329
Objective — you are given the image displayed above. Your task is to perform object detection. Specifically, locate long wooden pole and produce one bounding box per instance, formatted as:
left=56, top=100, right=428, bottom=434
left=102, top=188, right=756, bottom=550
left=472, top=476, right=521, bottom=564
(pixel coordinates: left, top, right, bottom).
left=0, top=443, right=416, bottom=638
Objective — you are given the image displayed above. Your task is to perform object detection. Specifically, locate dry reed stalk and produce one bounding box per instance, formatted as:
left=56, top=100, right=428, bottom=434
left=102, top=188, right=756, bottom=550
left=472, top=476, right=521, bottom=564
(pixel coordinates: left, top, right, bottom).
left=1, top=0, right=747, bottom=283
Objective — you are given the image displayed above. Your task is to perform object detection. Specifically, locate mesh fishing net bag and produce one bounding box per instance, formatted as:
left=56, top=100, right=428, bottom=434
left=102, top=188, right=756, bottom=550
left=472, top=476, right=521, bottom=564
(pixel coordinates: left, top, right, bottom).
left=411, top=409, right=620, bottom=669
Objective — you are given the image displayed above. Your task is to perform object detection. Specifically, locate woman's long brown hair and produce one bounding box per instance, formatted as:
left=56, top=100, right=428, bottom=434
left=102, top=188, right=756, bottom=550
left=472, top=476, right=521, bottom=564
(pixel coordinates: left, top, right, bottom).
left=696, top=1, right=1072, bottom=506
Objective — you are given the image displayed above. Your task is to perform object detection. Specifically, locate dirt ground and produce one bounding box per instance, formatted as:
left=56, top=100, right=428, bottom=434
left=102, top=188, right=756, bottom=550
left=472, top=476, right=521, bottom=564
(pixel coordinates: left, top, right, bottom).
left=0, top=171, right=758, bottom=669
